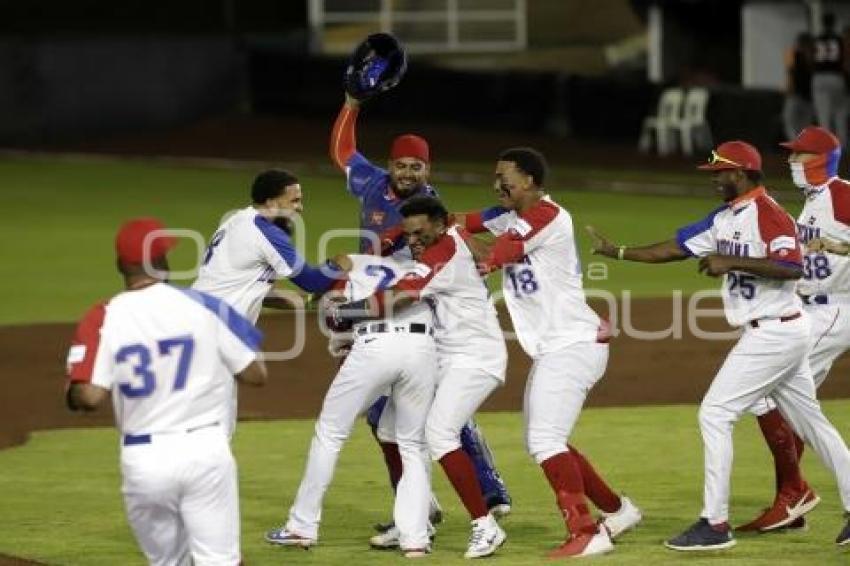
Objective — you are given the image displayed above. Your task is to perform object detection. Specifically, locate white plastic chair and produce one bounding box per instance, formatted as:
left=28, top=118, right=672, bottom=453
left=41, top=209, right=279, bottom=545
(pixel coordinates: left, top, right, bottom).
left=638, top=87, right=684, bottom=155
left=675, top=87, right=712, bottom=155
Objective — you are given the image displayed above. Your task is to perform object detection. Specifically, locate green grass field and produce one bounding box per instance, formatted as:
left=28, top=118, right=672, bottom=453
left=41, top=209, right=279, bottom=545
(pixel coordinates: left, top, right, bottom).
left=1, top=404, right=849, bottom=565
left=0, top=155, right=809, bottom=324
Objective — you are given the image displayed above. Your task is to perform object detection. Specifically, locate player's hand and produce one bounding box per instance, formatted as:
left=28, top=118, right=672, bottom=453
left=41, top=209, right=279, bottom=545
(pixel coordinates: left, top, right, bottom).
left=807, top=237, right=850, bottom=255
left=698, top=254, right=733, bottom=277
left=344, top=92, right=361, bottom=109
left=586, top=226, right=617, bottom=258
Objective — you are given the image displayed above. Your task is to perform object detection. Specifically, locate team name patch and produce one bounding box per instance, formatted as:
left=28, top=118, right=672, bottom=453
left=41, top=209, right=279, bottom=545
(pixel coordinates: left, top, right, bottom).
left=67, top=345, right=86, bottom=364
left=770, top=235, right=797, bottom=252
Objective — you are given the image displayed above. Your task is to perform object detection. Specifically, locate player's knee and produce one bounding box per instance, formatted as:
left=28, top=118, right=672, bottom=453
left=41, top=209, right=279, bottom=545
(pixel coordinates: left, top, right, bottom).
left=526, top=432, right=566, bottom=465
left=426, top=421, right=460, bottom=461
left=314, top=419, right=350, bottom=452
left=698, top=402, right=738, bottom=432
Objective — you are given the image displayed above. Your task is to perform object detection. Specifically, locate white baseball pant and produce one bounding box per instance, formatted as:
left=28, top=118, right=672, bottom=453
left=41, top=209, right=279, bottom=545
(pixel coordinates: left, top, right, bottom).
left=524, top=342, right=609, bottom=464
left=749, top=301, right=850, bottom=416
left=699, top=314, right=850, bottom=523
left=121, top=424, right=240, bottom=566
left=285, top=329, right=437, bottom=549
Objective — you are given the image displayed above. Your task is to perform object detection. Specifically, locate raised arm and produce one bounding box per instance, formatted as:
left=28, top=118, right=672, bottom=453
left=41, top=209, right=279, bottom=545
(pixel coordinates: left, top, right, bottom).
left=586, top=226, right=689, bottom=263
left=329, top=94, right=361, bottom=170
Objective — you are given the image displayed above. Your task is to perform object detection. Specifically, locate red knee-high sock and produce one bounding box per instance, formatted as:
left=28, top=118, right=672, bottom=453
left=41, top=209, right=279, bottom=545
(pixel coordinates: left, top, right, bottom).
left=757, top=409, right=805, bottom=493
left=541, top=452, right=596, bottom=536
left=379, top=441, right=403, bottom=491
left=439, top=449, right=489, bottom=520
left=794, top=432, right=805, bottom=463
left=568, top=444, right=621, bottom=513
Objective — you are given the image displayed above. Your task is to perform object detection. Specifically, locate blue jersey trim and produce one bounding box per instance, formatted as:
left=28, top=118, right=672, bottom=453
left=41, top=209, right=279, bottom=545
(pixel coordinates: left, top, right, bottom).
left=481, top=206, right=510, bottom=222
left=675, top=205, right=727, bottom=256
left=253, top=215, right=302, bottom=271
left=176, top=287, right=263, bottom=351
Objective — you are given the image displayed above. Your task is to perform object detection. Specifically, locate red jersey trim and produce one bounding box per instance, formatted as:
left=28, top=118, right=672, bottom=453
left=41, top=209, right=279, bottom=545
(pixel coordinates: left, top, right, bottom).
left=330, top=104, right=359, bottom=170
left=67, top=302, right=108, bottom=383
left=516, top=199, right=559, bottom=241
left=465, top=211, right=487, bottom=234
left=756, top=194, right=803, bottom=265
left=827, top=178, right=850, bottom=225
left=394, top=233, right=457, bottom=299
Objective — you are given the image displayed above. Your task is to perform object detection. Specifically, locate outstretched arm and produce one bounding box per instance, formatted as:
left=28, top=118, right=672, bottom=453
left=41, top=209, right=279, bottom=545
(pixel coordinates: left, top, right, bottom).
left=697, top=255, right=802, bottom=280
left=586, top=226, right=689, bottom=263
left=329, top=94, right=361, bottom=170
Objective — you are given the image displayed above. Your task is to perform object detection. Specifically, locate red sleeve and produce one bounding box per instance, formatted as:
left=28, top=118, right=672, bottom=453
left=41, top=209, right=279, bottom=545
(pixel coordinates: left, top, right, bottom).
left=517, top=200, right=559, bottom=241
left=394, top=234, right=457, bottom=299
left=329, top=104, right=359, bottom=170
left=464, top=211, right=487, bottom=234
left=376, top=225, right=404, bottom=256
left=66, top=302, right=107, bottom=383
left=756, top=197, right=803, bottom=265
left=828, top=179, right=850, bottom=225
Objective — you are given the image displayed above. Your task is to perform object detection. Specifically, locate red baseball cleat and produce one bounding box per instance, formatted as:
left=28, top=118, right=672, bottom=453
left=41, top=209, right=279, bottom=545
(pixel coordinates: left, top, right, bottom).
left=548, top=526, right=613, bottom=559
left=735, top=487, right=820, bottom=532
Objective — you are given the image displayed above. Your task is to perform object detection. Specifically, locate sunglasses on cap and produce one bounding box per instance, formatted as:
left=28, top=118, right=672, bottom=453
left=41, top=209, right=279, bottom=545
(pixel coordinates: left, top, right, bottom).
left=707, top=150, right=743, bottom=168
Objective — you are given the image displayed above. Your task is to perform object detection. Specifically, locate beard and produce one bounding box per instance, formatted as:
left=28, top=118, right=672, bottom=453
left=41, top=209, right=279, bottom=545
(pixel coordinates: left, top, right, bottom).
left=719, top=181, right=739, bottom=202
left=273, top=216, right=293, bottom=235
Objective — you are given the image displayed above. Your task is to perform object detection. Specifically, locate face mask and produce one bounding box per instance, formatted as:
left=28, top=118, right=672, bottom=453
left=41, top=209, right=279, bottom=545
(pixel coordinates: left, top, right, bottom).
left=790, top=162, right=808, bottom=188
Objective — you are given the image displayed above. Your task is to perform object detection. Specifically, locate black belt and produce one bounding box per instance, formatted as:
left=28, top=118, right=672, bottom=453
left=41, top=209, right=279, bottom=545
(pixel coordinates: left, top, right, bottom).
left=356, top=322, right=434, bottom=337
left=123, top=421, right=219, bottom=446
left=800, top=294, right=829, bottom=306
left=749, top=312, right=801, bottom=329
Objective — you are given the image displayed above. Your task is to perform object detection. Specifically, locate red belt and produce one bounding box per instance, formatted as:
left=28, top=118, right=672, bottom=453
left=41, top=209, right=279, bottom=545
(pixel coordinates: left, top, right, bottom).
left=749, top=312, right=801, bottom=329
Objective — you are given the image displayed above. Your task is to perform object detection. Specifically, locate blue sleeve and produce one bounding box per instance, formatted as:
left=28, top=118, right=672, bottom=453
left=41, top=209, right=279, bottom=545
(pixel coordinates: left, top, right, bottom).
left=347, top=152, right=387, bottom=198
left=675, top=205, right=726, bottom=256
left=254, top=216, right=303, bottom=273
left=481, top=206, right=510, bottom=222
left=289, top=260, right=344, bottom=293
left=176, top=287, right=263, bottom=351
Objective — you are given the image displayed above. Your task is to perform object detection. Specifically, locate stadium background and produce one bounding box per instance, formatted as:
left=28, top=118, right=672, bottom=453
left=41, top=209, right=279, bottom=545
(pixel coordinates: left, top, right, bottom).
left=2, top=1, right=850, bottom=564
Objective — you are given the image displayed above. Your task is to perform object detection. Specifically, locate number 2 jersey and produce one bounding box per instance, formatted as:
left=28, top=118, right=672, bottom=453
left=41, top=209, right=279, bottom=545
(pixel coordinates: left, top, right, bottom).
left=796, top=177, right=850, bottom=297
left=468, top=197, right=600, bottom=357
left=676, top=186, right=803, bottom=327
left=65, top=283, right=261, bottom=437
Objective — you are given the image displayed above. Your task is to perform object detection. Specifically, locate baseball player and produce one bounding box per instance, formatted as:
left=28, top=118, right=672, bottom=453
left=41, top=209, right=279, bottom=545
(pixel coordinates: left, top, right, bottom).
left=587, top=140, right=850, bottom=550
left=264, top=252, right=439, bottom=558
left=65, top=218, right=267, bottom=566
left=330, top=93, right=512, bottom=521
left=457, top=147, right=639, bottom=559
left=740, top=126, right=850, bottom=535
left=359, top=196, right=509, bottom=558
left=193, top=169, right=348, bottom=435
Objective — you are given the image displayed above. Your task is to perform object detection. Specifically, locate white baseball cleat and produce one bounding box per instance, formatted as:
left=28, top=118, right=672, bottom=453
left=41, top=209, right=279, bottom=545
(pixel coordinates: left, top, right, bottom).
left=600, top=496, right=642, bottom=539
left=370, top=523, right=437, bottom=549
left=265, top=527, right=316, bottom=548
left=464, top=513, right=506, bottom=559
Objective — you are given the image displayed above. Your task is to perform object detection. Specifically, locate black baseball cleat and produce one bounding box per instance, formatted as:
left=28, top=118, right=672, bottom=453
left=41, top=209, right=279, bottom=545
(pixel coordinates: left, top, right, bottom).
left=837, top=515, right=850, bottom=546
left=665, top=518, right=736, bottom=551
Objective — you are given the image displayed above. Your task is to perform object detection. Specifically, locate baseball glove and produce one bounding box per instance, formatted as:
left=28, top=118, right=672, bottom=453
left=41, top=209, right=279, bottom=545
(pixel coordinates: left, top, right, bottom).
left=343, top=32, right=407, bottom=102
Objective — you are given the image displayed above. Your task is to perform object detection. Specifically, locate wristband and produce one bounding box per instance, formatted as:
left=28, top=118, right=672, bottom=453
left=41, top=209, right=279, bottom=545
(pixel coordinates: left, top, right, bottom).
left=617, top=246, right=626, bottom=261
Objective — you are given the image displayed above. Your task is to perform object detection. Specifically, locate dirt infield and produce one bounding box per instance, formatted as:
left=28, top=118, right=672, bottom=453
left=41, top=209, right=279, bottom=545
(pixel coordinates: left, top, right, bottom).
left=4, top=298, right=850, bottom=452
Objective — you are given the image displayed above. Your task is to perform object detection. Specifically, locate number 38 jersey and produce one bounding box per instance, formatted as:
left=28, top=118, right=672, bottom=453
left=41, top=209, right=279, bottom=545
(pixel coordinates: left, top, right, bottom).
left=796, top=177, right=850, bottom=296
left=66, top=283, right=261, bottom=436
left=476, top=197, right=601, bottom=356
left=676, top=186, right=803, bottom=327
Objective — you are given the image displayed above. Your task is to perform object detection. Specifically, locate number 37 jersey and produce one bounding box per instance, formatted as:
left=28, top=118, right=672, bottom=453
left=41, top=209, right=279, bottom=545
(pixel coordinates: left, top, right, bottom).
left=66, top=283, right=262, bottom=436
left=677, top=187, right=803, bottom=327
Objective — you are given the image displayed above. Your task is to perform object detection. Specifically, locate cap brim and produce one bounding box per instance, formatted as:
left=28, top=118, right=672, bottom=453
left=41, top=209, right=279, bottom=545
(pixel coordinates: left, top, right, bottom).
left=697, top=163, right=735, bottom=171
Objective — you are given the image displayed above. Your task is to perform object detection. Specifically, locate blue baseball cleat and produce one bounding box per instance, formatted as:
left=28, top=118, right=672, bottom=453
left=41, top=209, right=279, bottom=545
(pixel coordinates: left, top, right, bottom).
left=837, top=515, right=850, bottom=546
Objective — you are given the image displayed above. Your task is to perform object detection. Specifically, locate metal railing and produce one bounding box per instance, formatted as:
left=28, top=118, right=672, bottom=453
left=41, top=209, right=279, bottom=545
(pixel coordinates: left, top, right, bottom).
left=307, top=0, right=527, bottom=54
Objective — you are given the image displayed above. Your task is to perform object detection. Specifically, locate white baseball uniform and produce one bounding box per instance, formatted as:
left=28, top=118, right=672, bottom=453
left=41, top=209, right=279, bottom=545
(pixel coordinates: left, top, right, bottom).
left=796, top=176, right=850, bottom=386
left=66, top=283, right=262, bottom=566
left=471, top=196, right=608, bottom=464
left=193, top=206, right=338, bottom=435
left=676, top=186, right=850, bottom=523
left=283, top=254, right=438, bottom=550
left=375, top=226, right=508, bottom=463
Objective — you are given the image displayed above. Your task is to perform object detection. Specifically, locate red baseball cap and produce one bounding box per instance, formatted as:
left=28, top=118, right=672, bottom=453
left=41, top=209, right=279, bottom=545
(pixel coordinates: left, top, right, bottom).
left=697, top=141, right=762, bottom=171
left=780, top=126, right=840, bottom=154
left=115, top=217, right=177, bottom=264
left=390, top=134, right=430, bottom=162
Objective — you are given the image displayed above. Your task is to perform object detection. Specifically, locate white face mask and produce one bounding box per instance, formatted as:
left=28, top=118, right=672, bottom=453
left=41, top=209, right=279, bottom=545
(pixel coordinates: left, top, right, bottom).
left=790, top=162, right=808, bottom=188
